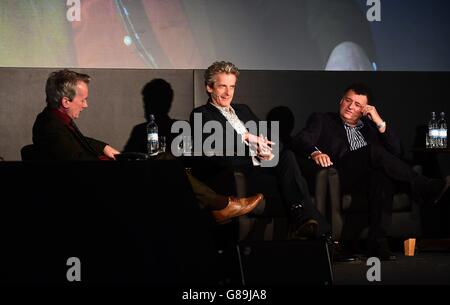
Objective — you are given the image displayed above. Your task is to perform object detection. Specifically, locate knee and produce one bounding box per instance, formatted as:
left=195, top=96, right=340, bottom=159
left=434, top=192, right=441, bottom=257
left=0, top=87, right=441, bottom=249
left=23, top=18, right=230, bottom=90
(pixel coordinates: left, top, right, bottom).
left=280, top=149, right=297, bottom=165
left=369, top=168, right=387, bottom=180
left=369, top=144, right=389, bottom=160
left=369, top=169, right=395, bottom=188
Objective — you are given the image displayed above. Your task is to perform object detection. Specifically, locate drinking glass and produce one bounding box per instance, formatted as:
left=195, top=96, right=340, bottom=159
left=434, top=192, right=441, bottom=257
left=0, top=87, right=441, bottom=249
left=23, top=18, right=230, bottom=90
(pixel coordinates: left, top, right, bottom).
left=159, top=136, right=166, bottom=153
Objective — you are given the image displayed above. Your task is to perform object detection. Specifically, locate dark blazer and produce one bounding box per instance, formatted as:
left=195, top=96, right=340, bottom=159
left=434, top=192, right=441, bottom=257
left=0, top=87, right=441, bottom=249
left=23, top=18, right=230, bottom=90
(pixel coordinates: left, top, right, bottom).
left=32, top=107, right=106, bottom=160
left=293, top=112, right=403, bottom=162
left=190, top=101, right=264, bottom=170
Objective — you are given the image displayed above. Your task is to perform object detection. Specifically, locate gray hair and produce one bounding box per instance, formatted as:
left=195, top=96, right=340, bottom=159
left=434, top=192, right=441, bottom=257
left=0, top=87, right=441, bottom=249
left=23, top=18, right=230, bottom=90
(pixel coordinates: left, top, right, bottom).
left=45, top=69, right=90, bottom=109
left=204, top=61, right=239, bottom=88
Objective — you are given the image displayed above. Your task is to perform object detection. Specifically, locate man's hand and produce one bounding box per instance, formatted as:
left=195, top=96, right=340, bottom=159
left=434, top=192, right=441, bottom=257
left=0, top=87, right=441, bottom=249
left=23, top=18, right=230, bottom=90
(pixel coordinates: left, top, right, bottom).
left=244, top=133, right=275, bottom=160
left=311, top=151, right=333, bottom=167
left=362, top=105, right=386, bottom=133
left=244, top=133, right=275, bottom=146
left=103, top=145, right=120, bottom=160
left=257, top=141, right=274, bottom=160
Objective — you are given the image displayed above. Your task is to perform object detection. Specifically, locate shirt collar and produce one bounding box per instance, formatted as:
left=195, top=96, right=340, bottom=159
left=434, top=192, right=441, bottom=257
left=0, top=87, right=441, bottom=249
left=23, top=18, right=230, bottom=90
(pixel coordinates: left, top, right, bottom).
left=343, top=119, right=364, bottom=130
left=209, top=100, right=235, bottom=115
left=49, top=107, right=73, bottom=127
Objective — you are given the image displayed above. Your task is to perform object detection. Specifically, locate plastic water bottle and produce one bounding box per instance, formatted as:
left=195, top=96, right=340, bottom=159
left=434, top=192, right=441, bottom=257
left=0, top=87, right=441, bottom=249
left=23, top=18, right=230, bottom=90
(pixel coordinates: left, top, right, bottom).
left=438, top=112, right=447, bottom=148
left=428, top=112, right=439, bottom=148
left=147, top=114, right=159, bottom=155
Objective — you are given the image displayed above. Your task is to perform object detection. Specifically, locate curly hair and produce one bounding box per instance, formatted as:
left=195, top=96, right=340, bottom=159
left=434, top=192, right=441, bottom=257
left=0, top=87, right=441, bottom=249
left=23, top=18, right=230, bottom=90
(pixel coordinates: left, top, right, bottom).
left=204, top=61, right=239, bottom=88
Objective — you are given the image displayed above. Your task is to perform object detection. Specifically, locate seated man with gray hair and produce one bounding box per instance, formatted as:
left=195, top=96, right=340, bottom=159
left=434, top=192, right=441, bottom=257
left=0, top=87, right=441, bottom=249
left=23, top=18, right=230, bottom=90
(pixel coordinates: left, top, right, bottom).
left=190, top=61, right=330, bottom=239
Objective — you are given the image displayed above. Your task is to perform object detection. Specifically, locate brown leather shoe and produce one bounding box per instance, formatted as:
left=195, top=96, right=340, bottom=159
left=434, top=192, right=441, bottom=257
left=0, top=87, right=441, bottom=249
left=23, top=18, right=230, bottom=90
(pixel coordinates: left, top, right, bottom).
left=212, top=193, right=263, bottom=224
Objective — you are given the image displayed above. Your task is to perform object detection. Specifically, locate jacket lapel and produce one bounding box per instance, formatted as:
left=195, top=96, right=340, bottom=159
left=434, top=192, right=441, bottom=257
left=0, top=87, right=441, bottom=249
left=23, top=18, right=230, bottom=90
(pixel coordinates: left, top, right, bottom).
left=68, top=121, right=99, bottom=157
left=330, top=113, right=350, bottom=158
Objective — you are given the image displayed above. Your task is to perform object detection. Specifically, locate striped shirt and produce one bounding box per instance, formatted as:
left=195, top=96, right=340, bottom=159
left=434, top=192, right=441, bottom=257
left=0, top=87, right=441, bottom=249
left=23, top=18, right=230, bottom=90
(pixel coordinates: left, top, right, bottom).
left=210, top=102, right=260, bottom=166
left=343, top=120, right=367, bottom=151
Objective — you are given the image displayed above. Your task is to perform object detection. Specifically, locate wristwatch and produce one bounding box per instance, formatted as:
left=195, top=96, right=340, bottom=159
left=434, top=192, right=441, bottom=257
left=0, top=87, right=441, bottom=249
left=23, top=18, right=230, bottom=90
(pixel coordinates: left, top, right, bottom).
left=376, top=121, right=386, bottom=129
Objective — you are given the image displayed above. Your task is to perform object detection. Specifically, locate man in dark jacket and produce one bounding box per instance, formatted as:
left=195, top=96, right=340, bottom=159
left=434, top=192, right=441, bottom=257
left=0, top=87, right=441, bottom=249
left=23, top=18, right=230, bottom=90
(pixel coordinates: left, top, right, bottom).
left=293, top=83, right=450, bottom=260
left=190, top=61, right=330, bottom=239
left=33, top=69, right=120, bottom=160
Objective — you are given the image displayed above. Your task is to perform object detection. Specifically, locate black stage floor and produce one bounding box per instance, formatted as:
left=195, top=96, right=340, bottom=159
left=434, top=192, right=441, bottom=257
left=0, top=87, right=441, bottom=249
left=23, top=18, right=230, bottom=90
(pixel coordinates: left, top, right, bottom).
left=333, top=251, right=450, bottom=285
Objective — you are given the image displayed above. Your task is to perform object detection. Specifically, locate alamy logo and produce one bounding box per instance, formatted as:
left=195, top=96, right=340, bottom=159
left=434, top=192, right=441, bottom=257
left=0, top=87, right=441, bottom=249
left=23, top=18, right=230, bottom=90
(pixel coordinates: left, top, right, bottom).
left=366, top=257, right=381, bottom=282
left=66, top=0, right=81, bottom=22
left=366, top=0, right=381, bottom=22
left=66, top=257, right=81, bottom=282
left=170, top=113, right=280, bottom=167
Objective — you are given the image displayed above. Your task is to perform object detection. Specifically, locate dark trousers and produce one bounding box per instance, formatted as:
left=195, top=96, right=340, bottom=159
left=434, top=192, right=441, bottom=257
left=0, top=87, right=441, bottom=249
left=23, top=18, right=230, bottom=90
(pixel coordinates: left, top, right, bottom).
left=242, top=149, right=330, bottom=236
left=336, top=144, right=416, bottom=241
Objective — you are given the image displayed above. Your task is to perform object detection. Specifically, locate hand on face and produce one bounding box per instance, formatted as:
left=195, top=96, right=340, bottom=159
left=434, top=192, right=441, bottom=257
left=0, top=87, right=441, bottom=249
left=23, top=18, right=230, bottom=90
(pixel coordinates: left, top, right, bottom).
left=362, top=105, right=382, bottom=124
left=339, top=92, right=366, bottom=125
left=339, top=89, right=386, bottom=127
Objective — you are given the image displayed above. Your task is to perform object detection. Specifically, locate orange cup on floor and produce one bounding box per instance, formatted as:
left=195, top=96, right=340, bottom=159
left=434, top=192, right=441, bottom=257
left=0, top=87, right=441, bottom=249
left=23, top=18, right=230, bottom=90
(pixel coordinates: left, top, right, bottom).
left=404, top=238, right=416, bottom=256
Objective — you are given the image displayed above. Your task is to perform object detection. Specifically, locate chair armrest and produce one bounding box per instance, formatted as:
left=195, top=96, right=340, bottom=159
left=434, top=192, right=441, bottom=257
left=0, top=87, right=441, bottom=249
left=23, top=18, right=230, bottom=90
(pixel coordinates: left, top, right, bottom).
left=296, top=156, right=330, bottom=216
left=296, top=156, right=325, bottom=195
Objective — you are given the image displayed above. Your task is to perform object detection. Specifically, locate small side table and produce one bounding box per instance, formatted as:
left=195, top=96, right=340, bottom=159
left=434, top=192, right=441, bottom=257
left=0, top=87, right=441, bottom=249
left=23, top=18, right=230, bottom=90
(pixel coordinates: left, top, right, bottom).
left=411, top=147, right=450, bottom=238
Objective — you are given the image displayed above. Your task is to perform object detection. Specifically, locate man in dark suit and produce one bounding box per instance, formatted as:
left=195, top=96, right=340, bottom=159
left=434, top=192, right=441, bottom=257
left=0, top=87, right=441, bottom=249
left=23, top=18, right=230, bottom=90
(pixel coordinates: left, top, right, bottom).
left=33, top=69, right=120, bottom=161
left=293, top=83, right=450, bottom=260
left=190, top=61, right=329, bottom=239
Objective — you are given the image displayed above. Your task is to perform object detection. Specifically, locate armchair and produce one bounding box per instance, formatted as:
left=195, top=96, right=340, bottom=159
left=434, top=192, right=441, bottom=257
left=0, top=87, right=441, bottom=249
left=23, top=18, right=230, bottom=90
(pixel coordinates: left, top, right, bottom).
left=20, top=144, right=37, bottom=161
left=327, top=166, right=423, bottom=241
